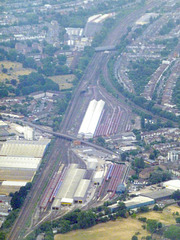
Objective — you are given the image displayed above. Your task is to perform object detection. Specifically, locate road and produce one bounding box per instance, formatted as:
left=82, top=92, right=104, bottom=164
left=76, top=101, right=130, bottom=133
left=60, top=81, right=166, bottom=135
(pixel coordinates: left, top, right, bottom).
left=8, top=1, right=163, bottom=239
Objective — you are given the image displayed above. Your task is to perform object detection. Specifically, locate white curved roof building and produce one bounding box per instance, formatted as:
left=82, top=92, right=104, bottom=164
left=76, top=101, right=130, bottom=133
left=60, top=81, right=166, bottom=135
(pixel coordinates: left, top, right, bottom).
left=78, top=99, right=105, bottom=139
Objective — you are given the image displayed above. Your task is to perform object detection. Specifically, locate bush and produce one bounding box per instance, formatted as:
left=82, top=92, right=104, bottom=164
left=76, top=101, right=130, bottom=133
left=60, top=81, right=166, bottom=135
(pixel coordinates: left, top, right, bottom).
left=138, top=217, right=147, bottom=222
left=176, top=217, right=180, bottom=223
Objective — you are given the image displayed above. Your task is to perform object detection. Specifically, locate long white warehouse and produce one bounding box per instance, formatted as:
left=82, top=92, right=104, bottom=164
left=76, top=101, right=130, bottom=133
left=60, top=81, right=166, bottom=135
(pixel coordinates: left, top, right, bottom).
left=78, top=99, right=105, bottom=139
left=0, top=156, right=41, bottom=170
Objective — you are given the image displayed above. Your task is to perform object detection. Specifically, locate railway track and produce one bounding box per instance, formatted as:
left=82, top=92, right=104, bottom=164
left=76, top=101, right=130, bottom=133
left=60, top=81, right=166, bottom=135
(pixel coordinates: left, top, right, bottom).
left=8, top=139, right=69, bottom=240
left=8, top=1, right=163, bottom=239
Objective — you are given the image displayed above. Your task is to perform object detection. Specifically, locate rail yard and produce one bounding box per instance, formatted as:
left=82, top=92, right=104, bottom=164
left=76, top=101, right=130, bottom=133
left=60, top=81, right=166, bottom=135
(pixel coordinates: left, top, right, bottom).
left=0, top=0, right=179, bottom=239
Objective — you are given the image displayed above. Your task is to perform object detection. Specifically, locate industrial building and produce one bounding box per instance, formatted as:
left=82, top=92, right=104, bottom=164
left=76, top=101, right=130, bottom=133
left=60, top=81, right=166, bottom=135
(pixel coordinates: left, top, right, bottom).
left=13, top=124, right=34, bottom=140
left=93, top=171, right=104, bottom=185
left=109, top=196, right=154, bottom=212
left=0, top=121, right=8, bottom=130
left=116, top=183, right=126, bottom=194
left=0, top=139, right=50, bottom=194
left=0, top=139, right=50, bottom=158
left=141, top=189, right=174, bottom=201
left=124, top=196, right=155, bottom=210
left=86, top=157, right=98, bottom=170
left=78, top=99, right=105, bottom=139
left=0, top=168, right=35, bottom=182
left=135, top=13, right=159, bottom=25
left=84, top=13, right=114, bottom=37
left=0, top=156, right=41, bottom=170
left=52, top=164, right=86, bottom=209
left=74, top=179, right=91, bottom=203
left=163, top=180, right=180, bottom=191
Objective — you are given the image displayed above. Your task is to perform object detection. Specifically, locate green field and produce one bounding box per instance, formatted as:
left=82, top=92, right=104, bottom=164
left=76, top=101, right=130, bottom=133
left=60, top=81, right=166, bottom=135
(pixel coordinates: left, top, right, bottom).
left=0, top=61, right=33, bottom=82
left=50, top=74, right=75, bottom=90
left=55, top=205, right=180, bottom=240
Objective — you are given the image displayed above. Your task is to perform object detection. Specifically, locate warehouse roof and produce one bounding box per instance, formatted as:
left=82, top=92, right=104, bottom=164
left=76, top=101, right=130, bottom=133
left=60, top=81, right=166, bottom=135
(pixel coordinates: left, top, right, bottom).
left=93, top=171, right=104, bottom=179
left=58, top=168, right=86, bottom=199
left=124, top=196, right=154, bottom=208
left=2, top=181, right=27, bottom=186
left=74, top=179, right=90, bottom=199
left=141, top=189, right=174, bottom=200
left=78, top=99, right=105, bottom=138
left=163, top=180, right=180, bottom=191
left=0, top=121, right=8, bottom=127
left=0, top=156, right=41, bottom=169
left=52, top=164, right=86, bottom=209
left=61, top=198, right=73, bottom=204
left=0, top=140, right=50, bottom=158
left=0, top=168, right=35, bottom=182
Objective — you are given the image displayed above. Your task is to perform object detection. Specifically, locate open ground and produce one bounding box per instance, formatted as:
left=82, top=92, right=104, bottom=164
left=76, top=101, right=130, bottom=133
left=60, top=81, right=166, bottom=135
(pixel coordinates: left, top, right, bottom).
left=55, top=205, right=180, bottom=240
left=0, top=61, right=33, bottom=82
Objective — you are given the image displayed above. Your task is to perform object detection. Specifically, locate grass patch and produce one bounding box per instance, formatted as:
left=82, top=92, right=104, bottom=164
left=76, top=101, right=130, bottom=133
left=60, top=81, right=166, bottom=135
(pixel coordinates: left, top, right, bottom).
left=55, top=205, right=180, bottom=240
left=49, top=74, right=75, bottom=90
left=138, top=205, right=180, bottom=225
left=0, top=61, right=33, bottom=82
left=55, top=218, right=150, bottom=240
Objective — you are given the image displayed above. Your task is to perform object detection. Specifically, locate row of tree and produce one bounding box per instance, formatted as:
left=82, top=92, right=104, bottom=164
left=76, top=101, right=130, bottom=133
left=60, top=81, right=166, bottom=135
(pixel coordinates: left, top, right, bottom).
left=25, top=202, right=127, bottom=240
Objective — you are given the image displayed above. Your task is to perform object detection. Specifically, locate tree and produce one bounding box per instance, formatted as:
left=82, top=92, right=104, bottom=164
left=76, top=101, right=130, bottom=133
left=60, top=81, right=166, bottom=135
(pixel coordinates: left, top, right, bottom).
left=132, top=236, right=138, bottom=240
left=77, top=211, right=96, bottom=229
left=57, top=55, right=67, bottom=65
left=153, top=205, right=159, bottom=211
left=7, top=49, right=17, bottom=61
left=149, top=170, right=171, bottom=184
left=0, top=232, right=6, bottom=240
left=2, top=68, right=7, bottom=73
left=147, top=219, right=160, bottom=235
left=176, top=217, right=180, bottom=223
left=59, top=220, right=71, bottom=233
left=164, top=225, right=180, bottom=240
left=11, top=79, right=17, bottom=86
left=134, top=157, right=145, bottom=169
left=44, top=45, right=57, bottom=56
left=23, top=57, right=37, bottom=69
left=172, top=190, right=180, bottom=201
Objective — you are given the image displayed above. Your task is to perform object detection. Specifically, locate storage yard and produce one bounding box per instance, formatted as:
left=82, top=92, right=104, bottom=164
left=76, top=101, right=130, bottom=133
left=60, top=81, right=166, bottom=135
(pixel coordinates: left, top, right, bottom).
left=0, top=139, right=50, bottom=194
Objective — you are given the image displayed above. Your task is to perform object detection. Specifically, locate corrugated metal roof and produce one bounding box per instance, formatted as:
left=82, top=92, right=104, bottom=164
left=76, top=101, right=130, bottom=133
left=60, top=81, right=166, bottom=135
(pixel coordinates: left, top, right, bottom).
left=74, top=179, right=90, bottom=198
left=2, top=181, right=27, bottom=186
left=52, top=164, right=86, bottom=209
left=0, top=140, right=50, bottom=158
left=0, top=156, right=41, bottom=169
left=124, top=196, right=154, bottom=207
